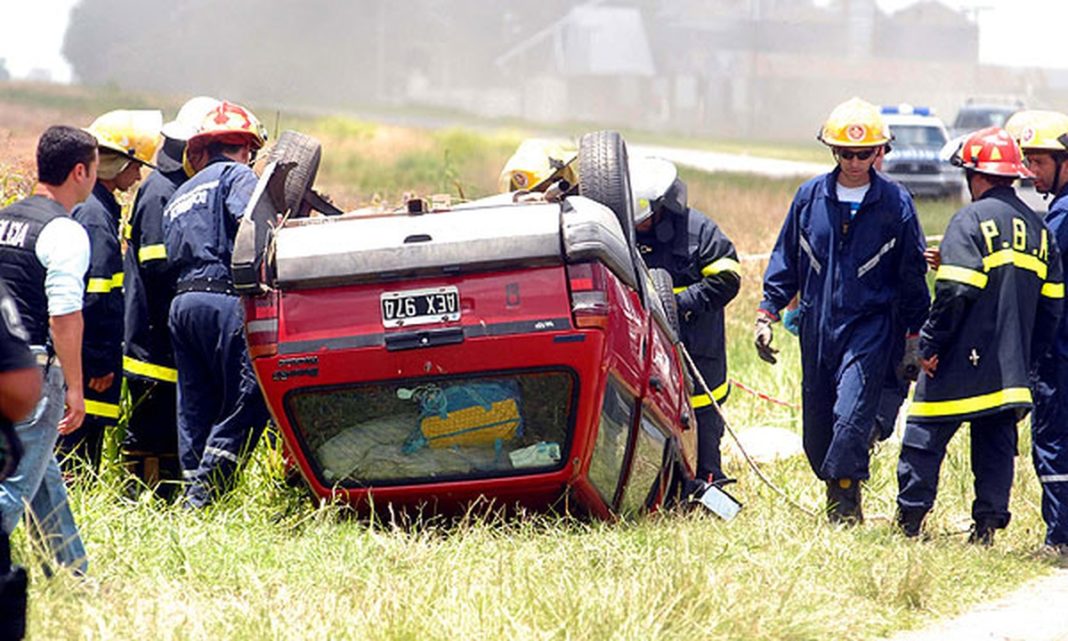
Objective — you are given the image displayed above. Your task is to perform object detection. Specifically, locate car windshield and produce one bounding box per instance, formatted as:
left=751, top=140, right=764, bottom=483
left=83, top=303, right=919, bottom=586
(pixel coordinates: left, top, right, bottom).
left=954, top=108, right=1015, bottom=130
left=889, top=124, right=947, bottom=149
left=286, top=369, right=577, bottom=486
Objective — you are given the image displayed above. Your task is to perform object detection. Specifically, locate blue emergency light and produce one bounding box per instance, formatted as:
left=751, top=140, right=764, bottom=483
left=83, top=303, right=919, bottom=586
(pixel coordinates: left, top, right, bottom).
left=882, top=104, right=933, bottom=116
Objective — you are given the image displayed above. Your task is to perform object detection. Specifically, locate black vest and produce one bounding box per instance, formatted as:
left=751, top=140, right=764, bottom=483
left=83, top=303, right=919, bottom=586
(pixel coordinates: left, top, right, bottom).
left=0, top=196, right=67, bottom=346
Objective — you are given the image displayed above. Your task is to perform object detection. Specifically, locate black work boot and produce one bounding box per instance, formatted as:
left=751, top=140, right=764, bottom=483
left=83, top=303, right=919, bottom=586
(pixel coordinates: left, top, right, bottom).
left=968, top=519, right=997, bottom=546
left=826, top=478, right=863, bottom=524
left=895, top=508, right=926, bottom=538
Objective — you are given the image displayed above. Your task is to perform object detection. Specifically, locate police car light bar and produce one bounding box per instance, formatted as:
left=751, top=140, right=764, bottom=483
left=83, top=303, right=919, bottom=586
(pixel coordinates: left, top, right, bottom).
left=881, top=103, right=933, bottom=116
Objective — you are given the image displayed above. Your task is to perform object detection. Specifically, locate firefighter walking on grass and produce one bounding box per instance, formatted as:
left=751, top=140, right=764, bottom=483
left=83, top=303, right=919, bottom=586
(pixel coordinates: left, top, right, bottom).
left=163, top=101, right=270, bottom=508
left=57, top=110, right=161, bottom=473
left=895, top=126, right=1063, bottom=544
left=1005, top=110, right=1068, bottom=554
left=123, top=97, right=220, bottom=497
left=630, top=157, right=740, bottom=484
left=756, top=97, right=930, bottom=523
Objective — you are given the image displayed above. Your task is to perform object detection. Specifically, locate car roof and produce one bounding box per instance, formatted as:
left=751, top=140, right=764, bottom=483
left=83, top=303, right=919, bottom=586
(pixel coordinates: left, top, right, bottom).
left=883, top=113, right=946, bottom=128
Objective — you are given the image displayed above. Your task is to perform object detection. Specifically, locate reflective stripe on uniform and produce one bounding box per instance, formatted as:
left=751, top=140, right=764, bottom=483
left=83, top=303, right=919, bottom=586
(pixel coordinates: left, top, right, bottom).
left=909, top=386, right=1031, bottom=418
left=203, top=445, right=239, bottom=464
left=856, top=238, right=896, bottom=279
left=982, top=249, right=1048, bottom=280
left=798, top=235, right=822, bottom=274
left=138, top=243, right=167, bottom=263
left=85, top=398, right=120, bottom=419
left=86, top=272, right=124, bottom=294
left=123, top=355, right=178, bottom=383
left=1042, top=282, right=1065, bottom=299
left=701, top=257, right=741, bottom=277
left=692, top=380, right=730, bottom=408
left=936, top=264, right=988, bottom=289
left=1039, top=474, right=1068, bottom=483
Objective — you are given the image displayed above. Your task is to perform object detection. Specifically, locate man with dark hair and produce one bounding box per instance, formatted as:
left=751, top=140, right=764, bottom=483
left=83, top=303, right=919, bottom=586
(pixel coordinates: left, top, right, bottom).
left=896, top=126, right=1064, bottom=545
left=123, top=97, right=219, bottom=497
left=0, top=125, right=95, bottom=573
left=57, top=110, right=161, bottom=473
left=164, top=101, right=270, bottom=508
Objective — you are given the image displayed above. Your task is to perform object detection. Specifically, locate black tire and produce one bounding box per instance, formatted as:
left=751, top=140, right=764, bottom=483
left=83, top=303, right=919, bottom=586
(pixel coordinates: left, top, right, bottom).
left=649, top=268, right=680, bottom=336
left=267, top=130, right=321, bottom=218
left=578, top=130, right=636, bottom=252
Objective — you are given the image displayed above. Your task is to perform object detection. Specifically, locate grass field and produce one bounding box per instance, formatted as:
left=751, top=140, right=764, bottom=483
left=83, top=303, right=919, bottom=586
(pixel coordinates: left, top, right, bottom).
left=0, top=84, right=1059, bottom=640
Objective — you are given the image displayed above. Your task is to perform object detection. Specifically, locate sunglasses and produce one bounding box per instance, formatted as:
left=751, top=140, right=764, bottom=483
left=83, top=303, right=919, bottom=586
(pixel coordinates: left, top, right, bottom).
left=836, top=149, right=876, bottom=161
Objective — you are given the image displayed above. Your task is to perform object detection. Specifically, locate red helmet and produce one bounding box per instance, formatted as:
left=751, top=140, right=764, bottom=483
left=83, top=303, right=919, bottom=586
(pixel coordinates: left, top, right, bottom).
left=954, top=126, right=1033, bottom=178
left=185, top=101, right=267, bottom=157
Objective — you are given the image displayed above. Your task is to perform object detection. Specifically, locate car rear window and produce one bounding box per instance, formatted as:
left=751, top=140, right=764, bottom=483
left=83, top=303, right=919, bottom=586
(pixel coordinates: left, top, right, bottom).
left=285, top=369, right=576, bottom=486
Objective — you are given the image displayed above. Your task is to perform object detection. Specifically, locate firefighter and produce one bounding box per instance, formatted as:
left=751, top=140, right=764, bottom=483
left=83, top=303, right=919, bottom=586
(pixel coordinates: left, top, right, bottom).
left=896, top=126, right=1064, bottom=544
left=57, top=110, right=162, bottom=473
left=123, top=97, right=219, bottom=497
left=163, top=101, right=270, bottom=508
left=630, top=157, right=740, bottom=484
left=1005, top=110, right=1068, bottom=552
left=756, top=97, right=930, bottom=523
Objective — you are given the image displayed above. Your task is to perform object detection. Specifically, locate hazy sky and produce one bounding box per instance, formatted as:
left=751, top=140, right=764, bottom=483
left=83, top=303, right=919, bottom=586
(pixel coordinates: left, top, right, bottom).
left=0, top=0, right=1064, bottom=84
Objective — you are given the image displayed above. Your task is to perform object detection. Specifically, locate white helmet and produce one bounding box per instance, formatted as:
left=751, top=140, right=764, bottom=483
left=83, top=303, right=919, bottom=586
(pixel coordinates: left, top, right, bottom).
left=629, top=156, right=679, bottom=224
left=161, top=96, right=222, bottom=141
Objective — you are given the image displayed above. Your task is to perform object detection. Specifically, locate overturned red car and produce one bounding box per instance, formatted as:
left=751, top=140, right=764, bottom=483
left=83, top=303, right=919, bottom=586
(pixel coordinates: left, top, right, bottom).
left=232, top=131, right=710, bottom=519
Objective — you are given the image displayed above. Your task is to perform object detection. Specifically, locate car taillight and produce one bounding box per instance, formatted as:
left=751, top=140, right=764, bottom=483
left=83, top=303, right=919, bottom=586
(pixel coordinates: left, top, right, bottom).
left=567, top=262, right=609, bottom=329
left=244, top=291, right=279, bottom=359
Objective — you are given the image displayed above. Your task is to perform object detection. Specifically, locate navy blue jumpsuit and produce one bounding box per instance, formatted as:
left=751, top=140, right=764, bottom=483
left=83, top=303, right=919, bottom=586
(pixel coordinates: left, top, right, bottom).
left=1030, top=184, right=1068, bottom=546
left=122, top=162, right=186, bottom=489
left=898, top=186, right=1064, bottom=532
left=59, top=182, right=125, bottom=469
left=637, top=207, right=739, bottom=481
left=760, top=167, right=930, bottom=481
left=163, top=155, right=269, bottom=506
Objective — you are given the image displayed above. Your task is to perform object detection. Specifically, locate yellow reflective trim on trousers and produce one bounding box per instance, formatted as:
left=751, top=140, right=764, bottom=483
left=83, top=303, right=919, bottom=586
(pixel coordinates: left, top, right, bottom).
left=123, top=355, right=178, bottom=383
left=138, top=243, right=167, bottom=263
left=701, top=257, right=741, bottom=277
left=673, top=285, right=686, bottom=294
left=908, top=387, right=1032, bottom=418
left=936, top=264, right=987, bottom=289
left=692, top=380, right=730, bottom=408
left=86, top=272, right=124, bottom=294
left=85, top=399, right=120, bottom=419
left=982, top=249, right=1047, bottom=280
left=1042, top=282, right=1065, bottom=299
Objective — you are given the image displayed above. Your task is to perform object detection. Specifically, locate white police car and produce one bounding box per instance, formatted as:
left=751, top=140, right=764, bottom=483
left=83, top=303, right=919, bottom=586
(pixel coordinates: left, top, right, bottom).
left=881, top=104, right=964, bottom=200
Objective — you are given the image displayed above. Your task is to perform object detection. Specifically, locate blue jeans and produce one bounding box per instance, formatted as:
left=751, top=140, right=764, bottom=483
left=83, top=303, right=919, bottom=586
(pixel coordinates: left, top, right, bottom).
left=0, top=363, right=87, bottom=573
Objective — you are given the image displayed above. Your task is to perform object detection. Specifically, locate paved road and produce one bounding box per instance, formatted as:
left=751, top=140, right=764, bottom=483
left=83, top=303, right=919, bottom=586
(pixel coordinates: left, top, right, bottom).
left=889, top=568, right=1068, bottom=641
left=630, top=143, right=830, bottom=179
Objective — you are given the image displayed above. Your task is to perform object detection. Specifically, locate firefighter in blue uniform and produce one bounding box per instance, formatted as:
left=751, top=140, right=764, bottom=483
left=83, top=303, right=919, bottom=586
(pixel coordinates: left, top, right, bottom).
left=163, top=101, right=270, bottom=508
left=123, top=97, right=219, bottom=496
left=756, top=98, right=931, bottom=523
left=896, top=126, right=1064, bottom=544
left=1008, top=110, right=1068, bottom=554
left=57, top=110, right=161, bottom=472
left=631, top=157, right=740, bottom=483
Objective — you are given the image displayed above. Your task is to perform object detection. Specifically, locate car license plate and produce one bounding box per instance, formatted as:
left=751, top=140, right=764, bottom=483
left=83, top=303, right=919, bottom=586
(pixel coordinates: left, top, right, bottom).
left=380, top=286, right=460, bottom=328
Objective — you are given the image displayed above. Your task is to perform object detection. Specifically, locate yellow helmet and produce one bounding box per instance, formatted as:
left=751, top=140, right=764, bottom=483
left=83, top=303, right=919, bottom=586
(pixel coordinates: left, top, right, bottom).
left=1006, top=110, right=1068, bottom=152
left=87, top=109, right=163, bottom=167
left=818, top=97, right=891, bottom=148
left=498, top=139, right=577, bottom=192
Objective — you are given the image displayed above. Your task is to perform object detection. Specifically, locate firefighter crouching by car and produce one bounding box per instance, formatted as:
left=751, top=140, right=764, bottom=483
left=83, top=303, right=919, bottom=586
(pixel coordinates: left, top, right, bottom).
left=123, top=97, right=220, bottom=498
left=630, top=157, right=740, bottom=484
left=756, top=97, right=930, bottom=523
left=56, top=110, right=162, bottom=474
left=163, top=101, right=271, bottom=508
left=895, top=126, right=1064, bottom=544
left=1005, top=110, right=1068, bottom=553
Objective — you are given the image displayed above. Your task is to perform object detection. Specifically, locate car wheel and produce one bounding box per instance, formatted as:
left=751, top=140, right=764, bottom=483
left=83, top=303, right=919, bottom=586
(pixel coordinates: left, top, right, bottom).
left=267, top=130, right=321, bottom=218
left=649, top=268, right=680, bottom=335
left=578, top=130, right=636, bottom=252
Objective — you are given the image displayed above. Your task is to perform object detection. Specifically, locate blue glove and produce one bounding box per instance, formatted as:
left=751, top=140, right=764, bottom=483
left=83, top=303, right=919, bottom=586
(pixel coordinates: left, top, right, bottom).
left=782, top=307, right=800, bottom=336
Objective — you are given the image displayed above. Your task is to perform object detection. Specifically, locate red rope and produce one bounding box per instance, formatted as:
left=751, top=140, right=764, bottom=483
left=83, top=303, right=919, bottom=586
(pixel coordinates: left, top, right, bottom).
left=729, top=378, right=800, bottom=410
